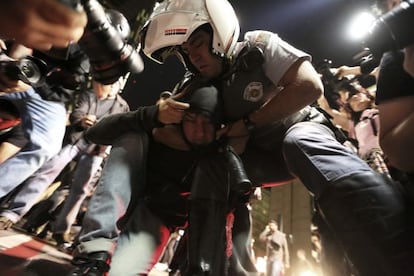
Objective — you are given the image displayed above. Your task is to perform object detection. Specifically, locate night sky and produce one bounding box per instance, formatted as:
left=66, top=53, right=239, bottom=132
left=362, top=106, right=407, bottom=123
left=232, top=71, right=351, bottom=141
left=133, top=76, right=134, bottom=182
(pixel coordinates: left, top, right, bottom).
left=121, top=0, right=376, bottom=108
left=234, top=0, right=375, bottom=65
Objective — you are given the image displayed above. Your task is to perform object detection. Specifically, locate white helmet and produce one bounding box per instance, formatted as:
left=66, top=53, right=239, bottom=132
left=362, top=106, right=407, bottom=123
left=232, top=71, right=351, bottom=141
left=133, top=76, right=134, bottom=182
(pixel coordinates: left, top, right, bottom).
left=141, top=0, right=240, bottom=64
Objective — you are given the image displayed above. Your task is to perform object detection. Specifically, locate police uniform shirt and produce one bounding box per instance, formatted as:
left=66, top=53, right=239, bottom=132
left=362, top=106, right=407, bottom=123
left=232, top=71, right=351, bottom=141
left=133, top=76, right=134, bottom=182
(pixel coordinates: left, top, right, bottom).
left=221, top=30, right=311, bottom=122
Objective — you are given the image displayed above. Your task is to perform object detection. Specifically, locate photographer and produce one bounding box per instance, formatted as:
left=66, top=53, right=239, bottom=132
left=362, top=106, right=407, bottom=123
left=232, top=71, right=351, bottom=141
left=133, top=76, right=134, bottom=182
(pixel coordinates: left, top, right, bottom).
left=0, top=42, right=34, bottom=94
left=2, top=0, right=143, bottom=90
left=0, top=43, right=68, bottom=222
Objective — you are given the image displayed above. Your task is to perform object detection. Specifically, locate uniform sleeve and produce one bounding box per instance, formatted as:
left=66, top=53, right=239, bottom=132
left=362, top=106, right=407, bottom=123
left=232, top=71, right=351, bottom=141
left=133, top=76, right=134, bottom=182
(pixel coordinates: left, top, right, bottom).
left=243, top=30, right=311, bottom=86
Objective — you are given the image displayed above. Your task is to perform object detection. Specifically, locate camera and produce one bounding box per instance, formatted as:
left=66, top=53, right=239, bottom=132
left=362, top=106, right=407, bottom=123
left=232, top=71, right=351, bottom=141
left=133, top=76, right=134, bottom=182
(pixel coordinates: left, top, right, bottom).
left=53, top=0, right=144, bottom=85
left=0, top=56, right=48, bottom=87
left=0, top=0, right=142, bottom=103
left=358, top=0, right=414, bottom=73
left=315, top=59, right=375, bottom=111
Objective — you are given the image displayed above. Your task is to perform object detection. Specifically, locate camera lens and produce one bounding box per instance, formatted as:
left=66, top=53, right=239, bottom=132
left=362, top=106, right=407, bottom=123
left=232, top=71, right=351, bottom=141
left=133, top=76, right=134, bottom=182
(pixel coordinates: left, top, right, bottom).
left=364, top=0, right=414, bottom=58
left=21, top=63, right=35, bottom=78
left=16, top=57, right=45, bottom=85
left=78, top=0, right=144, bottom=84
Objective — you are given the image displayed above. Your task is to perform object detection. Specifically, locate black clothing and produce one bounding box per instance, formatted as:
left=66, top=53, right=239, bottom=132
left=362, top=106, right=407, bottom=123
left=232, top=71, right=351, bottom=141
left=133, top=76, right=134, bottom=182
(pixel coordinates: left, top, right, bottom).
left=0, top=123, right=28, bottom=147
left=67, top=90, right=129, bottom=145
left=376, top=51, right=414, bottom=104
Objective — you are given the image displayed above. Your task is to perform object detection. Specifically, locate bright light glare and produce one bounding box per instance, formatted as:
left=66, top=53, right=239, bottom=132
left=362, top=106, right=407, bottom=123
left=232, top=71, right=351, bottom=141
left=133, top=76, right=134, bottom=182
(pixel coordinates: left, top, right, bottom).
left=300, top=270, right=318, bottom=276
left=347, top=11, right=376, bottom=40
left=255, top=257, right=267, bottom=273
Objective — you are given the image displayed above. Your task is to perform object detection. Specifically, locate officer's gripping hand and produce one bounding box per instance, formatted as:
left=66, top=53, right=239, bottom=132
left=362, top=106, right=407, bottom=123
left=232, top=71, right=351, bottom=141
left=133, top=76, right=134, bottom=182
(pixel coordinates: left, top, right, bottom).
left=157, top=93, right=190, bottom=125
left=217, top=119, right=250, bottom=154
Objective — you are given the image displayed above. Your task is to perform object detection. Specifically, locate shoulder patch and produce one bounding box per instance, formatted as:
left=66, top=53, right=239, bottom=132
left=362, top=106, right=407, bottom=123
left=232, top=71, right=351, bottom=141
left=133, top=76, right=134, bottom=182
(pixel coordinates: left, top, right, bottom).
left=243, top=82, right=263, bottom=102
left=254, top=32, right=271, bottom=47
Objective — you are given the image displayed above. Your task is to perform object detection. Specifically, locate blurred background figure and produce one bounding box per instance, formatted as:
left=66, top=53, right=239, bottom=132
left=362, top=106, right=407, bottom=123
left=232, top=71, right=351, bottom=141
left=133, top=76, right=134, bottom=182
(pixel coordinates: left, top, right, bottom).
left=293, top=249, right=316, bottom=276
left=259, top=220, right=290, bottom=276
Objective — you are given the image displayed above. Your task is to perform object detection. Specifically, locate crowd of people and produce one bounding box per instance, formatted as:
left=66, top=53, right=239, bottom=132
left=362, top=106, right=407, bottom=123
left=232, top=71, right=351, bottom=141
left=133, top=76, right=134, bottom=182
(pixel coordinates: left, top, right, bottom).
left=0, top=0, right=413, bottom=275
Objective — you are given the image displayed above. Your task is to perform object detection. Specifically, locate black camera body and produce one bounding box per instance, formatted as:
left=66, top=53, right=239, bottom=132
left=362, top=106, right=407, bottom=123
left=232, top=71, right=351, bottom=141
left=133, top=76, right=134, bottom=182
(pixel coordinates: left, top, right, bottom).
left=359, top=0, right=414, bottom=72
left=0, top=56, right=48, bottom=87
left=28, top=0, right=144, bottom=87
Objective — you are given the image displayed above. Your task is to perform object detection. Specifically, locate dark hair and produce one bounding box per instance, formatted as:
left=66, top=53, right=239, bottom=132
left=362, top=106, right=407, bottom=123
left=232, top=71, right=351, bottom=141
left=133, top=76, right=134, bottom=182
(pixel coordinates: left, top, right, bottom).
left=180, top=81, right=222, bottom=128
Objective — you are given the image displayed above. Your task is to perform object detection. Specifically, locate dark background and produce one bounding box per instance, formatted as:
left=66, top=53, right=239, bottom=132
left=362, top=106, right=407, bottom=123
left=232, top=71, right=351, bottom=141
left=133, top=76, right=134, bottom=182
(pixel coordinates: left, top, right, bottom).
left=109, top=0, right=376, bottom=108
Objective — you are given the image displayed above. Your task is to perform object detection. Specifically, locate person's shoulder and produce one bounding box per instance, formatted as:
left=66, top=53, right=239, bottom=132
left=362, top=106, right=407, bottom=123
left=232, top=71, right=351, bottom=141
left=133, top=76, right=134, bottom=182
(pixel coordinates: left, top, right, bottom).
left=116, top=95, right=130, bottom=109
left=243, top=30, right=279, bottom=48
left=380, top=50, right=404, bottom=70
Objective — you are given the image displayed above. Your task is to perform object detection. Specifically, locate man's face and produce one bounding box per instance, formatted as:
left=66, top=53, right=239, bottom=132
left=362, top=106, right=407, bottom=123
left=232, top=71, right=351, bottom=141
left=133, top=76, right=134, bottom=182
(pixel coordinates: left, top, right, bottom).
left=182, top=112, right=215, bottom=146
left=348, top=92, right=371, bottom=112
left=92, top=80, right=118, bottom=99
left=269, top=222, right=278, bottom=232
left=181, top=29, right=224, bottom=79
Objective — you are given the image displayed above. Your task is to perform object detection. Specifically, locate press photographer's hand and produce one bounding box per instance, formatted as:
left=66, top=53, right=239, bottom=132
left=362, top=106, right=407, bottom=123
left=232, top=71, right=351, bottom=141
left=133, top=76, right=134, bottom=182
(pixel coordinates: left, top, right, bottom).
left=0, top=0, right=87, bottom=50
left=81, top=114, right=97, bottom=128
left=0, top=74, right=31, bottom=94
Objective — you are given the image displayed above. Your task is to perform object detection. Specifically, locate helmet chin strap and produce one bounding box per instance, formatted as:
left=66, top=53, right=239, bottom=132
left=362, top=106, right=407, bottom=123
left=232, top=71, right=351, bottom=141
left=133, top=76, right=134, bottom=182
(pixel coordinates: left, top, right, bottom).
left=178, top=24, right=230, bottom=77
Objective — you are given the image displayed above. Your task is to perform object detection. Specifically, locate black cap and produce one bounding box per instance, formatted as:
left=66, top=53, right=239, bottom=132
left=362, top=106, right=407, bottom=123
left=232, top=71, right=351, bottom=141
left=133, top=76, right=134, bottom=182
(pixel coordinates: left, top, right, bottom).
left=180, top=83, right=223, bottom=128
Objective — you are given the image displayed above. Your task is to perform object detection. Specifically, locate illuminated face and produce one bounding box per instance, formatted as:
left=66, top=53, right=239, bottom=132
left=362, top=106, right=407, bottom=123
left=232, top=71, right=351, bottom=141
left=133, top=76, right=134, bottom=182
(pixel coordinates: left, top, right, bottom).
left=268, top=222, right=278, bottom=231
left=181, top=29, right=224, bottom=79
left=182, top=112, right=215, bottom=146
left=348, top=92, right=371, bottom=112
